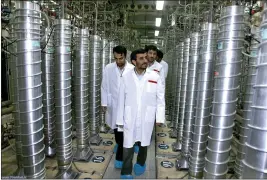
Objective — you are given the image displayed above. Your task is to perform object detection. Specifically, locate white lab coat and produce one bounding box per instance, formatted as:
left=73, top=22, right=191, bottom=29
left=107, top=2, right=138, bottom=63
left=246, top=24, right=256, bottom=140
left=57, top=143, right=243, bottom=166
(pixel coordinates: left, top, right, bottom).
left=160, top=60, right=168, bottom=78
left=101, top=62, right=134, bottom=129
left=116, top=68, right=166, bottom=148
left=148, top=61, right=165, bottom=86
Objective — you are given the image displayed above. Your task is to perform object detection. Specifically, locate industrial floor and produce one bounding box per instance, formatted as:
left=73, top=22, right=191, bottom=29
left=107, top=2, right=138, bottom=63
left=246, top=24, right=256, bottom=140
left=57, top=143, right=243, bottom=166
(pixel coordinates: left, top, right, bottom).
left=1, top=120, right=236, bottom=179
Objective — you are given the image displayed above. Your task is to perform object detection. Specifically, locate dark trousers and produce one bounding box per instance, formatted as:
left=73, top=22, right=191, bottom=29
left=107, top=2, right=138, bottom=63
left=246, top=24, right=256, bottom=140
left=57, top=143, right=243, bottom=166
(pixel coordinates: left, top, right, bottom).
left=114, top=128, right=123, bottom=161
left=121, top=142, right=148, bottom=175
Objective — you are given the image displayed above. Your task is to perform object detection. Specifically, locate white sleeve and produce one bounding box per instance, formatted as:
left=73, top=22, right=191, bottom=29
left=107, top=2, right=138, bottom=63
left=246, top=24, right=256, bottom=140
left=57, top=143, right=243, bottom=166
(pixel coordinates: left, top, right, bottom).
left=101, top=66, right=108, bottom=106
left=116, top=78, right=126, bottom=126
left=165, top=63, right=168, bottom=78
left=156, top=76, right=166, bottom=124
left=160, top=67, right=165, bottom=86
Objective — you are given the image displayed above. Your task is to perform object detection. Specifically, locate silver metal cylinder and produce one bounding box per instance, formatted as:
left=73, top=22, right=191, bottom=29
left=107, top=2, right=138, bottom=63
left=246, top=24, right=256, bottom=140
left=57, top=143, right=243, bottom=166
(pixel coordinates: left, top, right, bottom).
left=10, top=23, right=24, bottom=176
left=88, top=35, right=103, bottom=145
left=189, top=22, right=218, bottom=179
left=175, top=38, right=190, bottom=150
left=41, top=27, right=56, bottom=157
left=242, top=3, right=267, bottom=178
left=12, top=1, right=45, bottom=178
left=177, top=32, right=201, bottom=170
left=99, top=39, right=110, bottom=133
left=54, top=19, right=78, bottom=179
left=73, top=28, right=93, bottom=161
left=234, top=28, right=260, bottom=178
left=108, top=41, right=115, bottom=64
left=204, top=6, right=246, bottom=179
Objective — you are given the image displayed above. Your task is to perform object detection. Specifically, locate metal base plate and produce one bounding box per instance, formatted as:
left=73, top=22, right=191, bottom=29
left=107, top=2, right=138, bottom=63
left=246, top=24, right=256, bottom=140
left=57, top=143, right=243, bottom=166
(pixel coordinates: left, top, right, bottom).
left=176, top=155, right=189, bottom=170
left=100, top=125, right=108, bottom=133
left=45, top=145, right=56, bottom=157
left=169, top=129, right=178, bottom=138
left=13, top=167, right=24, bottom=176
left=55, top=166, right=80, bottom=179
left=172, top=141, right=182, bottom=152
left=90, top=134, right=103, bottom=146
left=73, top=146, right=94, bottom=162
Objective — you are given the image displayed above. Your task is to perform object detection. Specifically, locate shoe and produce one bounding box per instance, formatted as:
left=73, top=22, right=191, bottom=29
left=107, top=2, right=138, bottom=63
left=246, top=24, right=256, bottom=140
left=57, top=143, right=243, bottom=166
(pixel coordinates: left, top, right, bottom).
left=120, top=175, right=133, bottom=179
left=115, top=160, right=123, bottom=169
left=113, top=144, right=118, bottom=153
left=134, top=145, right=139, bottom=154
left=134, top=163, right=146, bottom=176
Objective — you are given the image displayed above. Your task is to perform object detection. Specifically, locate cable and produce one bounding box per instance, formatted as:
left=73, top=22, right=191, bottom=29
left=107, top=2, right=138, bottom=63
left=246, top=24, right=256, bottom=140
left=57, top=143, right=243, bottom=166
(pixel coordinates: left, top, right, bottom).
left=41, top=26, right=54, bottom=53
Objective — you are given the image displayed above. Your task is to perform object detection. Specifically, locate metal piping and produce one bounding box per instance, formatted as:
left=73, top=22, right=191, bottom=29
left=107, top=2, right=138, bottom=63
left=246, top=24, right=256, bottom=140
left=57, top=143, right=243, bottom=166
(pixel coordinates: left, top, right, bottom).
left=204, top=5, right=246, bottom=179
left=88, top=35, right=103, bottom=145
left=189, top=22, right=218, bottom=179
left=73, top=28, right=93, bottom=161
left=41, top=27, right=56, bottom=157
left=242, top=2, right=267, bottom=178
left=13, top=1, right=46, bottom=178
left=177, top=32, right=200, bottom=170
left=234, top=28, right=260, bottom=178
left=54, top=19, right=79, bottom=179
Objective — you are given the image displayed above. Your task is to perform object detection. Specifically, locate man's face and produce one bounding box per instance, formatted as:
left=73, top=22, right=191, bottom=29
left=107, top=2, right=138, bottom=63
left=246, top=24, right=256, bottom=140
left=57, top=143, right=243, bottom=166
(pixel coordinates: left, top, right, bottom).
left=132, top=53, right=148, bottom=70
left=114, top=52, right=126, bottom=67
left=147, top=49, right=157, bottom=63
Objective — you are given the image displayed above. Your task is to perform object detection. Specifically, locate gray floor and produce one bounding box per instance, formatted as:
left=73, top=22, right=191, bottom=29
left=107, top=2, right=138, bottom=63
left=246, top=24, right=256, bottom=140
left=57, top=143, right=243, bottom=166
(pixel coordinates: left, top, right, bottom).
left=103, top=132, right=156, bottom=179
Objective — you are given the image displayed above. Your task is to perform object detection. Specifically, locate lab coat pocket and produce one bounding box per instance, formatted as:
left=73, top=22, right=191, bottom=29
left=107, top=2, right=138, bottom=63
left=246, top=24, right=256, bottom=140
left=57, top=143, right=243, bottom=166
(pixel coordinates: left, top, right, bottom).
left=145, top=106, right=156, bottom=122
left=124, top=106, right=132, bottom=129
left=146, top=82, right=157, bottom=93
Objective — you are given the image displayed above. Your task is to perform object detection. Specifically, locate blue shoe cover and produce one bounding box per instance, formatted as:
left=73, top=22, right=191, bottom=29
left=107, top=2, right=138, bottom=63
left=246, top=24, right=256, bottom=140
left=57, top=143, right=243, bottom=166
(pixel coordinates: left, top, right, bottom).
left=115, top=160, right=123, bottom=169
left=113, top=144, right=118, bottom=153
left=134, top=145, right=139, bottom=154
left=134, top=163, right=146, bottom=176
left=120, top=175, right=133, bottom=179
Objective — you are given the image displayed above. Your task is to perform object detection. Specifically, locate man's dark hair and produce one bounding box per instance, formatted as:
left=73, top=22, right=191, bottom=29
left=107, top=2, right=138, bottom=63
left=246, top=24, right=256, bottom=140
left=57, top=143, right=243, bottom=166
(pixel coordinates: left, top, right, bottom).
left=145, top=45, right=158, bottom=53
left=157, top=50, right=164, bottom=59
left=130, top=49, right=146, bottom=63
left=113, top=45, right=127, bottom=57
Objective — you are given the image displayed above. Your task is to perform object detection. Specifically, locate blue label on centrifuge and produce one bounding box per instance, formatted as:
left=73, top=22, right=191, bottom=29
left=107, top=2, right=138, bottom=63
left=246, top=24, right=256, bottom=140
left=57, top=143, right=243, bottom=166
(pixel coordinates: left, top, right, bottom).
left=32, top=41, right=40, bottom=48
left=261, top=28, right=267, bottom=40
left=66, top=47, right=71, bottom=52
left=251, top=51, right=257, bottom=57
left=47, top=47, right=54, bottom=53
left=217, top=42, right=223, bottom=50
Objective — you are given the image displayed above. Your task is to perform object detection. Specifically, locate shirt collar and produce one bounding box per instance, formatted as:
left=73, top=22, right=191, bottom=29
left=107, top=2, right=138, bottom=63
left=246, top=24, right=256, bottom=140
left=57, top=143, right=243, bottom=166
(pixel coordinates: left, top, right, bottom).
left=134, top=68, right=146, bottom=76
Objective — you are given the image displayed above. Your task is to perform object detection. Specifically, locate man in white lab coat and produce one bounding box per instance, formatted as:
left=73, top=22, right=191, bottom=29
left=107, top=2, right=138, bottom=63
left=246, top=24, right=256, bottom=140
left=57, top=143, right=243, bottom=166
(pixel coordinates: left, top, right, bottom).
left=145, top=45, right=165, bottom=85
left=116, top=49, right=165, bottom=179
left=101, top=45, right=134, bottom=169
left=156, top=50, right=168, bottom=79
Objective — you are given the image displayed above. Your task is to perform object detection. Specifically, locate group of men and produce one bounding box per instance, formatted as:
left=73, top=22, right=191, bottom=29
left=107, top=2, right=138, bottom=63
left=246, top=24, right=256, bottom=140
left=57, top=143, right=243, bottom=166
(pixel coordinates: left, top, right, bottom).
left=101, top=45, right=168, bottom=179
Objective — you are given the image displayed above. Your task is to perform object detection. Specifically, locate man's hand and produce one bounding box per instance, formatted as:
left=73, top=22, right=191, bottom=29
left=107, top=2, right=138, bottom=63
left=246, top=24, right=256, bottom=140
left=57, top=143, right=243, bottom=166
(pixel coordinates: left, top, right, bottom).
left=102, top=106, right=107, bottom=112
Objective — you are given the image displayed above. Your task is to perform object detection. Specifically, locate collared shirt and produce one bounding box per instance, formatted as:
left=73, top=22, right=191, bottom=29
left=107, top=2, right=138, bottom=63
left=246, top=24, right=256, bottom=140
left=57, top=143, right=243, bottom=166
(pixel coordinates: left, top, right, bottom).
left=117, top=63, right=126, bottom=77
left=148, top=61, right=155, bottom=67
left=134, top=68, right=146, bottom=80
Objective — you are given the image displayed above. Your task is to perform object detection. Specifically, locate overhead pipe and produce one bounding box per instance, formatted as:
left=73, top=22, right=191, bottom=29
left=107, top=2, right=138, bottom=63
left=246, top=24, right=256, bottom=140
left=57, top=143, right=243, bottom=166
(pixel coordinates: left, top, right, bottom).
left=13, top=1, right=46, bottom=178
left=204, top=5, right=246, bottom=178
left=242, top=2, right=267, bottom=178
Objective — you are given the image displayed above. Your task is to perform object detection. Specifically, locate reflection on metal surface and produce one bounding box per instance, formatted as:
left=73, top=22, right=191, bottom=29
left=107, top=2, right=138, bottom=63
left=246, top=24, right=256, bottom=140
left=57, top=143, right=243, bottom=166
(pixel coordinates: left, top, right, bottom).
left=13, top=1, right=45, bottom=178
left=204, top=5, right=246, bottom=179
left=73, top=28, right=93, bottom=162
left=189, top=22, right=218, bottom=179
